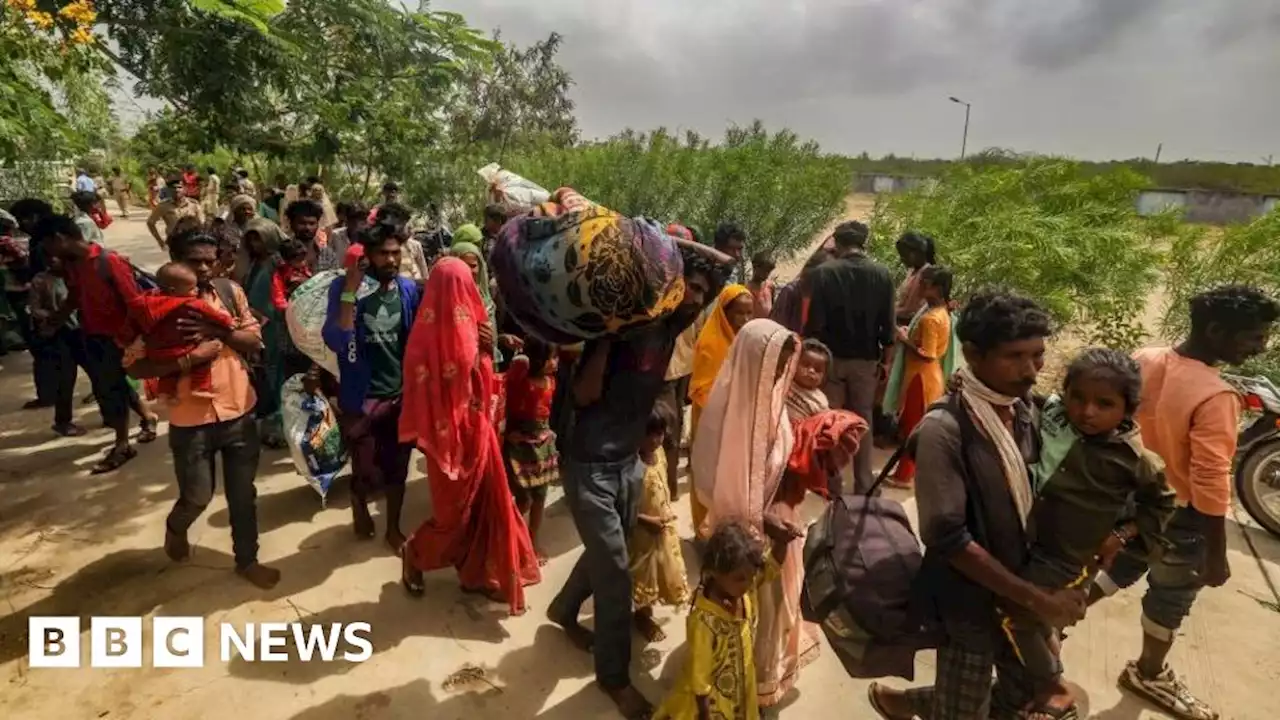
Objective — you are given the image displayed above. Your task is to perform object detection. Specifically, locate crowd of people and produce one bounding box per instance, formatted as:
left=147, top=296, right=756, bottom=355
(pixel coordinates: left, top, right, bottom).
left=0, top=172, right=1272, bottom=720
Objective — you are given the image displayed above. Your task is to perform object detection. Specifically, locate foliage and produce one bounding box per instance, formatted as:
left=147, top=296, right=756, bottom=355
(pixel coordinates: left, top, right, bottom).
left=102, top=0, right=494, bottom=182
left=1162, top=209, right=1280, bottom=379
left=851, top=151, right=1280, bottom=196
left=868, top=158, right=1167, bottom=350
left=446, top=32, right=577, bottom=157
left=449, top=122, right=850, bottom=265
left=0, top=0, right=114, bottom=161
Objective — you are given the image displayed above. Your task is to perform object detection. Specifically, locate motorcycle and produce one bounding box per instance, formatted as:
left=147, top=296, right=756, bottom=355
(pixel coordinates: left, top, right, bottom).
left=1224, top=373, right=1280, bottom=538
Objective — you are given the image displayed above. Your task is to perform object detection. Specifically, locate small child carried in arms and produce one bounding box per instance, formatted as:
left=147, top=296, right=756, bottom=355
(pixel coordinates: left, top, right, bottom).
left=502, top=336, right=560, bottom=564
left=271, top=238, right=313, bottom=311
left=655, top=519, right=795, bottom=720
left=786, top=338, right=831, bottom=422
left=628, top=406, right=690, bottom=643
left=129, top=263, right=235, bottom=401
left=1006, top=348, right=1176, bottom=720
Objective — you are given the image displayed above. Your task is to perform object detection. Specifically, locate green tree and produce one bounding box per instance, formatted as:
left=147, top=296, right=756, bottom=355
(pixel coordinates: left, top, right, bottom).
left=869, top=158, right=1167, bottom=349
left=1162, top=208, right=1280, bottom=378
left=0, top=1, right=114, bottom=161
left=487, top=122, right=850, bottom=265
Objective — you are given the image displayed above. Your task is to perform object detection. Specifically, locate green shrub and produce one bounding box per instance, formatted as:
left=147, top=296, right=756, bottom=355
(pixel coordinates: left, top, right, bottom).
left=485, top=122, right=851, bottom=267
left=868, top=158, right=1166, bottom=350
left=1162, top=208, right=1280, bottom=380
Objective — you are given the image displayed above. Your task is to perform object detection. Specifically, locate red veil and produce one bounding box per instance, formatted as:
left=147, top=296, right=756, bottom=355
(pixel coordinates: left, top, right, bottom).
left=399, top=257, right=540, bottom=612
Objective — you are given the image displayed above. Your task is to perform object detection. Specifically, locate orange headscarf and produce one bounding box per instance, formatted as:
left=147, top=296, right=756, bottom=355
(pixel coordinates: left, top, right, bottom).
left=688, top=284, right=752, bottom=408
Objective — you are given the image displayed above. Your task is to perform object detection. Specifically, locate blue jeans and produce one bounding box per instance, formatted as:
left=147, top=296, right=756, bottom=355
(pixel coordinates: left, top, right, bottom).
left=549, top=455, right=645, bottom=689
left=1099, top=506, right=1208, bottom=640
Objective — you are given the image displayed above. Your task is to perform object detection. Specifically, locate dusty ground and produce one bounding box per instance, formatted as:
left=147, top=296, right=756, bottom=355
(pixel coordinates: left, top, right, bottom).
left=1, top=203, right=1278, bottom=720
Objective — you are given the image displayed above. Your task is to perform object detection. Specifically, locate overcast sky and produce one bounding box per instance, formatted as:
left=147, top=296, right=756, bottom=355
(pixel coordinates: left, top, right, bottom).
left=434, top=0, right=1280, bottom=162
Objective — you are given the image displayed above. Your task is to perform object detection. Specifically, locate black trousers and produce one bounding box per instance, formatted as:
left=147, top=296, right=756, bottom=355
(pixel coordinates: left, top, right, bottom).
left=37, top=327, right=93, bottom=426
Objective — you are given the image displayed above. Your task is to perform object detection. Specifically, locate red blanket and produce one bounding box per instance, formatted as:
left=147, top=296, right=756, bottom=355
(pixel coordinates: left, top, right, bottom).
left=780, top=410, right=869, bottom=504
left=128, top=293, right=235, bottom=399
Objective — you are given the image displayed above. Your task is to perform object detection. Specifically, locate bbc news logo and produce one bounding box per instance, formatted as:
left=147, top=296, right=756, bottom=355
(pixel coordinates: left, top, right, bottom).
left=28, top=617, right=373, bottom=668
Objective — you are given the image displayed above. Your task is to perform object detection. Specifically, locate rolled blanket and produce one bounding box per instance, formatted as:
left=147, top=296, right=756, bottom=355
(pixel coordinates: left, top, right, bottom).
left=491, top=202, right=686, bottom=344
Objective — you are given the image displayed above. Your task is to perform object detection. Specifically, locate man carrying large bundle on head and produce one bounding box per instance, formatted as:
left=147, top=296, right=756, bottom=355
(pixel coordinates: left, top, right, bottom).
left=490, top=187, right=735, bottom=718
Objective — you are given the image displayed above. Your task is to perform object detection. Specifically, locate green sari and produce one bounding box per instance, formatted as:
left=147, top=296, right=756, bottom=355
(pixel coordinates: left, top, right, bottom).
left=450, top=236, right=502, bottom=363
left=243, top=219, right=286, bottom=443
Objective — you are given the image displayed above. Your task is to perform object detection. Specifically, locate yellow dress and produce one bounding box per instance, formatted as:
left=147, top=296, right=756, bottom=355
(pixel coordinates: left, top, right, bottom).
left=629, top=454, right=690, bottom=607
left=655, top=562, right=779, bottom=720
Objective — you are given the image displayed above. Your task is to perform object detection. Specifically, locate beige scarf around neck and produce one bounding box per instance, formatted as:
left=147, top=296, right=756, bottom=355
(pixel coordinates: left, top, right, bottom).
left=956, top=365, right=1033, bottom=528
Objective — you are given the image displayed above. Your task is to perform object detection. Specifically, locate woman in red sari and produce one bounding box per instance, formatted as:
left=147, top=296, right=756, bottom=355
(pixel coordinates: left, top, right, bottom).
left=398, top=257, right=541, bottom=613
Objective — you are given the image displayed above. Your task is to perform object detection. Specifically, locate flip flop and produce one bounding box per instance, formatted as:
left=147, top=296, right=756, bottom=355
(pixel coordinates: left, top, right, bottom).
left=401, top=551, right=425, bottom=598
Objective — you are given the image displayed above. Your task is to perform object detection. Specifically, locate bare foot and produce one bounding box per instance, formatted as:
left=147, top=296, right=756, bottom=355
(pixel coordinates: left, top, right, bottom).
left=164, top=529, right=190, bottom=562
left=546, top=606, right=594, bottom=652
left=351, top=501, right=375, bottom=539
left=603, top=684, right=653, bottom=720
left=633, top=611, right=666, bottom=642
left=237, top=563, right=282, bottom=590
left=385, top=529, right=407, bottom=556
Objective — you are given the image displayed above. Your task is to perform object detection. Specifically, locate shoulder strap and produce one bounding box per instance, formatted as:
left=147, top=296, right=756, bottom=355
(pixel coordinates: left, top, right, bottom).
left=210, top=277, right=241, bottom=320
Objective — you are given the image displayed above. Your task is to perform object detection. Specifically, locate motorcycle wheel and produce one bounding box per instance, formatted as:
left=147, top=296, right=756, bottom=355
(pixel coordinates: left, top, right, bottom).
left=1235, top=439, right=1280, bottom=538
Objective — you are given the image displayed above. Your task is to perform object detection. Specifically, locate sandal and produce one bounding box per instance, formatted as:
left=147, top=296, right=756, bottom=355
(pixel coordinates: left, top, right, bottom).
left=91, top=446, right=137, bottom=475
left=401, top=551, right=425, bottom=598
left=867, top=683, right=906, bottom=720
left=136, top=418, right=159, bottom=444
left=1024, top=703, right=1081, bottom=720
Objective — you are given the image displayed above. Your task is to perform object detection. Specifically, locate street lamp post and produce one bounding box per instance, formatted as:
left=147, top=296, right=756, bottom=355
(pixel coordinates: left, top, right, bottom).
left=948, top=96, right=971, bottom=159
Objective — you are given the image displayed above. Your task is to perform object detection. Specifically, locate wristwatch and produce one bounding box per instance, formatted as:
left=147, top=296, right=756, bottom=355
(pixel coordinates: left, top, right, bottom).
left=340, top=291, right=357, bottom=304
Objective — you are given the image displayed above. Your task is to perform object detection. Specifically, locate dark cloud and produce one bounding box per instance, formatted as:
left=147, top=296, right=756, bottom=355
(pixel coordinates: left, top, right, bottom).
left=437, top=0, right=1279, bottom=161
left=1010, top=0, right=1165, bottom=70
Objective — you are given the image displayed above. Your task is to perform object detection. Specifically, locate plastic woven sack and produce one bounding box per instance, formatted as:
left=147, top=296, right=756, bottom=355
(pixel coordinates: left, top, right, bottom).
left=285, top=269, right=377, bottom=376
left=478, top=163, right=551, bottom=215
left=490, top=204, right=686, bottom=344
left=281, top=374, right=347, bottom=504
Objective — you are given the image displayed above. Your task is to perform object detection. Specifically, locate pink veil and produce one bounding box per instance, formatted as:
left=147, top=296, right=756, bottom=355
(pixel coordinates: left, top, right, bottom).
left=691, top=319, right=800, bottom=533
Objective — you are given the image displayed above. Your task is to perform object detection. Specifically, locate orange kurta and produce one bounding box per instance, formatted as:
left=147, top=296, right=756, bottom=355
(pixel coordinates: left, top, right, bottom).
left=899, top=306, right=951, bottom=414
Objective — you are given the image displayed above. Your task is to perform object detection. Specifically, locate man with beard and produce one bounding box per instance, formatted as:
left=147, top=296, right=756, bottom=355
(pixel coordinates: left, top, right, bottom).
left=285, top=198, right=338, bottom=272
left=547, top=247, right=725, bottom=720
left=322, top=223, right=422, bottom=551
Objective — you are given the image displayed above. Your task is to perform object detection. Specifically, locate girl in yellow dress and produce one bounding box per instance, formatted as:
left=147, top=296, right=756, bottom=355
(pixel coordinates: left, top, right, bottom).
left=630, top=407, right=690, bottom=642
left=655, top=519, right=795, bottom=720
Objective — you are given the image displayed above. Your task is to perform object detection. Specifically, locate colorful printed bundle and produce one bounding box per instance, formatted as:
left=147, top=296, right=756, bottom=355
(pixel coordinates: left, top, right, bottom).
left=490, top=195, right=686, bottom=344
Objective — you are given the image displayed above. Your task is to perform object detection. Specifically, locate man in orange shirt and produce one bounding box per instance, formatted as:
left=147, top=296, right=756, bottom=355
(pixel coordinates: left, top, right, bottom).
left=126, top=229, right=280, bottom=590
left=1097, top=285, right=1278, bottom=720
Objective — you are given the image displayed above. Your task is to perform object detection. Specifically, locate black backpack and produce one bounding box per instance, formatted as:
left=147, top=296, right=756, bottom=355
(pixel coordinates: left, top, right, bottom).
left=801, top=446, right=942, bottom=680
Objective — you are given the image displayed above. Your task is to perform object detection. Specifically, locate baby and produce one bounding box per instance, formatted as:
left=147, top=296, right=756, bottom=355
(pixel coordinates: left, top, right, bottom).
left=786, top=338, right=832, bottom=421
left=271, top=238, right=313, bottom=310
left=130, top=262, right=235, bottom=400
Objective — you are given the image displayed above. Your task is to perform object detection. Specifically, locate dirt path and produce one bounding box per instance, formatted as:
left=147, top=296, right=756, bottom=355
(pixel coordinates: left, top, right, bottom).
left=0, top=206, right=1278, bottom=719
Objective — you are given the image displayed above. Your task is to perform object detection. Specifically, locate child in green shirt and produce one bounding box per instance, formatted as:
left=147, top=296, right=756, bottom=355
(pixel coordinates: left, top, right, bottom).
left=1009, top=348, right=1176, bottom=720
